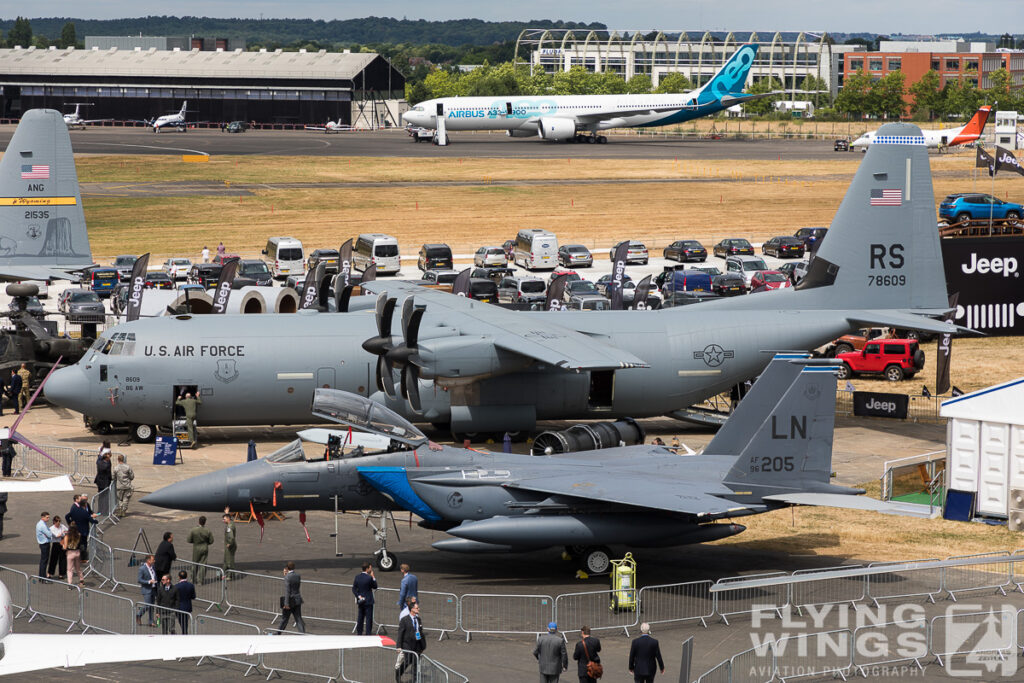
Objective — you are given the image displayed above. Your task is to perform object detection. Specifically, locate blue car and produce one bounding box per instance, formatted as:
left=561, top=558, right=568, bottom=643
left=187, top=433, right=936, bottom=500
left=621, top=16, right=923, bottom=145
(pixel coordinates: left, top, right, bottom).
left=939, top=193, right=1023, bottom=223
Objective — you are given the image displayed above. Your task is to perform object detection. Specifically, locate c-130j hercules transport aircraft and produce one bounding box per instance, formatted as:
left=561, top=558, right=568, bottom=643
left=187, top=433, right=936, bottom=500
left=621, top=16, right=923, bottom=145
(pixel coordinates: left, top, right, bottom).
left=142, top=356, right=922, bottom=574
left=46, top=123, right=963, bottom=440
left=45, top=122, right=964, bottom=442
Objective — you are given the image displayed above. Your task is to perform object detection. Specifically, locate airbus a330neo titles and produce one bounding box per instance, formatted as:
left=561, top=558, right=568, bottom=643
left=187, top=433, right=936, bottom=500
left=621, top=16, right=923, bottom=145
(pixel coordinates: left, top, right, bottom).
left=0, top=109, right=94, bottom=282
left=46, top=122, right=962, bottom=441
left=402, top=44, right=768, bottom=143
left=852, top=105, right=992, bottom=150
left=142, top=355, right=922, bottom=574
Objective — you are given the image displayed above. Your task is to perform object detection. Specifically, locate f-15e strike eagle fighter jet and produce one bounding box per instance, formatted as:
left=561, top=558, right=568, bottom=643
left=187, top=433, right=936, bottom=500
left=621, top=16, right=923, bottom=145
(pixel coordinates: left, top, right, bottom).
left=46, top=122, right=961, bottom=441
left=143, top=355, right=920, bottom=574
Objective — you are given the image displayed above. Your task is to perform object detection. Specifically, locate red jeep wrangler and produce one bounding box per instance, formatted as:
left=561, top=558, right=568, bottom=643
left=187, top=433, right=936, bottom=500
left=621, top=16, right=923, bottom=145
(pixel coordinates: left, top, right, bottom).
left=836, top=339, right=925, bottom=382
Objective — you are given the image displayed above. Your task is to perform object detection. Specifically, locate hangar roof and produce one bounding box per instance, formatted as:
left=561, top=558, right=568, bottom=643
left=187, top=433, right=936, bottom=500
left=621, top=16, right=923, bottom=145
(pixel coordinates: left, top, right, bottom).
left=940, top=377, right=1024, bottom=425
left=0, top=46, right=383, bottom=81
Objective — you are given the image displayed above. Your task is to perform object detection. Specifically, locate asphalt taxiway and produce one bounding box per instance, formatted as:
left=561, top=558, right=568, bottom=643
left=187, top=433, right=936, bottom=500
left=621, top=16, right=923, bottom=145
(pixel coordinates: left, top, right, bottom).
left=0, top=125, right=849, bottom=160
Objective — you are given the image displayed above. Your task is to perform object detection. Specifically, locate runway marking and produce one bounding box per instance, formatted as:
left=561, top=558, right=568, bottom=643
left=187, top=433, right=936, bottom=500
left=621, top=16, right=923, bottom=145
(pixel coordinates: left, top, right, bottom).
left=72, top=141, right=211, bottom=155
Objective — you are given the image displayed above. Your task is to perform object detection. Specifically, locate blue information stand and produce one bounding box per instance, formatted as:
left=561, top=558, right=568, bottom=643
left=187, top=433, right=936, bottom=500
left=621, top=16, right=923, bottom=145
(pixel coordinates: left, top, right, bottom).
left=153, top=436, right=180, bottom=465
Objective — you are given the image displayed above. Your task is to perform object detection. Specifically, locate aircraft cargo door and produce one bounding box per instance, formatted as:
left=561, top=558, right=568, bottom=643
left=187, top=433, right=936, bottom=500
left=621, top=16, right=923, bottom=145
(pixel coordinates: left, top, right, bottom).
left=316, top=367, right=335, bottom=389
left=588, top=370, right=614, bottom=411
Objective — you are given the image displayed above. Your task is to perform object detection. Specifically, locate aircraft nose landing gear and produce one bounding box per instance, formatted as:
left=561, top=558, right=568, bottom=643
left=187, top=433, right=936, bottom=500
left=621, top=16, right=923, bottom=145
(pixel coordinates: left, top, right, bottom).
left=362, top=510, right=400, bottom=571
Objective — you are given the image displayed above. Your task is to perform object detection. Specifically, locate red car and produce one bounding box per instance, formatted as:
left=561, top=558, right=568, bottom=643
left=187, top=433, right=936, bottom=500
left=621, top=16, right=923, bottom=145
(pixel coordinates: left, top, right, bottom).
left=213, top=254, right=241, bottom=266
left=836, top=339, right=925, bottom=382
left=548, top=268, right=580, bottom=284
left=749, top=270, right=792, bottom=291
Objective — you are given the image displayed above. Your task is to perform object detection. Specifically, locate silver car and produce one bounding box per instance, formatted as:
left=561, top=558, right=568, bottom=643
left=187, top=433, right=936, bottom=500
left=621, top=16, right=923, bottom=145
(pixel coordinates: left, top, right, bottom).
left=162, top=257, right=193, bottom=281
left=58, top=288, right=106, bottom=323
left=558, top=244, right=593, bottom=268
left=474, top=246, right=507, bottom=267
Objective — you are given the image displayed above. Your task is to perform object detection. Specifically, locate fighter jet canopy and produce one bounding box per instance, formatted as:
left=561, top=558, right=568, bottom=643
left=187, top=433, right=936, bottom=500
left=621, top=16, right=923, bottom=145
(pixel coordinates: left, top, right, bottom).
left=311, top=388, right=427, bottom=448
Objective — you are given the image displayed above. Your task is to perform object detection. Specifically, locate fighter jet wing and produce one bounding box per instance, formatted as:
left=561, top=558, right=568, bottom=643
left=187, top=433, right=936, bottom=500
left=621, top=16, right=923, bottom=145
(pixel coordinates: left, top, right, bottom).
left=762, top=493, right=935, bottom=517
left=0, top=266, right=85, bottom=283
left=362, top=281, right=650, bottom=371
left=501, top=470, right=757, bottom=518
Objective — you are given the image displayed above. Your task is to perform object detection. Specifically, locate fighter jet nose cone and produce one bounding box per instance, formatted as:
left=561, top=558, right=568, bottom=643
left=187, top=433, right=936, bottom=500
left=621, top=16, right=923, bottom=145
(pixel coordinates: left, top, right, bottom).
left=142, top=471, right=228, bottom=511
left=44, top=366, right=89, bottom=410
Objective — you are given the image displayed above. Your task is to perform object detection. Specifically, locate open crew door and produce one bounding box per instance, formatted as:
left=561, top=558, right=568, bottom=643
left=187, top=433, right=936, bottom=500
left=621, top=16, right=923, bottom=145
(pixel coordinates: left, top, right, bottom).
left=588, top=370, right=615, bottom=410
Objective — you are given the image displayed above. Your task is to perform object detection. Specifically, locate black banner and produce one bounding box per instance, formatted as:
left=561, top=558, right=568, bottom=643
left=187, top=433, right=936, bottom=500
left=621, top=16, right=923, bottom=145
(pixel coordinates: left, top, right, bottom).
left=124, top=252, right=150, bottom=322
left=609, top=241, right=629, bottom=310
left=853, top=391, right=909, bottom=419
left=210, top=258, right=239, bottom=314
left=976, top=146, right=995, bottom=177
left=941, top=237, right=1023, bottom=336
left=630, top=274, right=653, bottom=310
left=936, top=292, right=958, bottom=395
left=360, top=263, right=377, bottom=284
left=996, top=146, right=1024, bottom=177
left=546, top=273, right=569, bottom=310
left=451, top=268, right=471, bottom=297
left=301, top=261, right=326, bottom=310
left=338, top=238, right=353, bottom=288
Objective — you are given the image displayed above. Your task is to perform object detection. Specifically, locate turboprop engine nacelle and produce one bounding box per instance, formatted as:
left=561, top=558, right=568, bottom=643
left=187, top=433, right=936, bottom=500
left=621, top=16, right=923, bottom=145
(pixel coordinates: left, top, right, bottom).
left=537, top=117, right=576, bottom=141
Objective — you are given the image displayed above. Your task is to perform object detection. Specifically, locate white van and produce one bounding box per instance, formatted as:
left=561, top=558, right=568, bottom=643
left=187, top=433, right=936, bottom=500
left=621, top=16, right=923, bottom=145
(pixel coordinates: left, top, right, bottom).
left=263, top=237, right=305, bottom=279
left=354, top=233, right=401, bottom=275
left=514, top=229, right=558, bottom=271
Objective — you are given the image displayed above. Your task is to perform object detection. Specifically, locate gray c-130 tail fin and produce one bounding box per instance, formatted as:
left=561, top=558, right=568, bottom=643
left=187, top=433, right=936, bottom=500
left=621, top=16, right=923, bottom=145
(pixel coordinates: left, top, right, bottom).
left=0, top=109, right=93, bottom=281
left=795, top=122, right=948, bottom=315
left=724, top=364, right=838, bottom=489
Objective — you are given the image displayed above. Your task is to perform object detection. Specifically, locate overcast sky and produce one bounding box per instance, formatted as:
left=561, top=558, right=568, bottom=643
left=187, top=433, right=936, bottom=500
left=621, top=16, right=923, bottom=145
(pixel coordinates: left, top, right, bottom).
left=11, top=1, right=1024, bottom=35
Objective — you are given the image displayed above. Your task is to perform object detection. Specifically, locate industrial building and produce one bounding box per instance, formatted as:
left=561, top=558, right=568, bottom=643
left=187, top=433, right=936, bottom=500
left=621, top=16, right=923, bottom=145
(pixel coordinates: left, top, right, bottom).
left=0, top=44, right=405, bottom=126
left=515, top=29, right=859, bottom=100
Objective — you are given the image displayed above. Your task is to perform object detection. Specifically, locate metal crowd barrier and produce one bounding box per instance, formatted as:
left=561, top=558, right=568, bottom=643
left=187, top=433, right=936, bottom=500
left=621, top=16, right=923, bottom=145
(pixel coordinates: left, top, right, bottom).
left=0, top=566, right=29, bottom=617
left=714, top=572, right=789, bottom=624
left=637, top=580, right=715, bottom=628
left=299, top=577, right=357, bottom=632
left=193, top=609, right=263, bottom=675
left=340, top=647, right=421, bottom=683
left=554, top=588, right=638, bottom=636
left=942, top=551, right=1013, bottom=600
left=26, top=577, right=83, bottom=631
left=374, top=586, right=460, bottom=639
left=263, top=641, right=343, bottom=681
left=930, top=608, right=1017, bottom=667
left=110, top=547, right=224, bottom=611
left=459, top=593, right=554, bottom=641
left=773, top=629, right=853, bottom=682
left=866, top=558, right=943, bottom=606
left=852, top=617, right=928, bottom=676
left=13, top=442, right=78, bottom=480
left=81, top=586, right=136, bottom=634
left=221, top=567, right=286, bottom=621
left=790, top=565, right=866, bottom=613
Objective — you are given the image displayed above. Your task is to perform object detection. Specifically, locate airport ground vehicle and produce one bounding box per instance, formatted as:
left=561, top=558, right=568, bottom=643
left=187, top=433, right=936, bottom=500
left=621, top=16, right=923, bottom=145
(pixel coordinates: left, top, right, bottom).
left=354, top=233, right=400, bottom=275
left=87, top=268, right=119, bottom=297
left=750, top=270, right=792, bottom=290
left=663, top=240, right=707, bottom=262
left=238, top=259, right=273, bottom=286
left=557, top=244, right=593, bottom=268
left=725, top=255, right=769, bottom=286
left=514, top=229, right=558, bottom=270
left=144, top=272, right=174, bottom=289
left=711, top=273, right=746, bottom=296
left=609, top=240, right=649, bottom=265
left=939, top=193, right=1024, bottom=223
left=264, top=237, right=305, bottom=279
left=307, top=249, right=340, bottom=275
left=417, top=244, right=453, bottom=271
left=713, top=238, right=754, bottom=258
left=58, top=288, right=105, bottom=323
left=474, top=246, right=508, bottom=267
left=408, top=126, right=434, bottom=142
left=836, top=339, right=924, bottom=382
left=226, top=121, right=250, bottom=133
left=794, top=227, right=828, bottom=251
left=422, top=269, right=458, bottom=287
left=188, top=263, right=222, bottom=288
left=111, top=254, right=138, bottom=282
left=497, top=276, right=547, bottom=304
left=761, top=236, right=805, bottom=258
left=834, top=138, right=850, bottom=151
left=162, top=258, right=192, bottom=280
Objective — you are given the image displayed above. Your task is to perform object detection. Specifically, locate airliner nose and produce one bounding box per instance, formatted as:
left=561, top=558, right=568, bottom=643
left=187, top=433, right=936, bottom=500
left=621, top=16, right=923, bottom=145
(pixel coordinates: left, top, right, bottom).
left=142, top=470, right=229, bottom=511
left=44, top=366, right=90, bottom=411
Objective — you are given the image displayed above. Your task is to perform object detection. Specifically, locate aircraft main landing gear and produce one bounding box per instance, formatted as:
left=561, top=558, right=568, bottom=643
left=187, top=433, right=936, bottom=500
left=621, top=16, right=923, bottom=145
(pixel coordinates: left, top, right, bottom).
left=573, top=134, right=607, bottom=144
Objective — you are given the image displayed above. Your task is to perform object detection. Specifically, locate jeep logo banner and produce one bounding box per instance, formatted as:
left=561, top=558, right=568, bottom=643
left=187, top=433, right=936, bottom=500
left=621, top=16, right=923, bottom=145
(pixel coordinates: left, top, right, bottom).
left=853, top=391, right=909, bottom=419
left=210, top=258, right=239, bottom=314
left=609, top=242, right=630, bottom=311
left=943, top=237, right=1024, bottom=336
left=124, top=252, right=150, bottom=322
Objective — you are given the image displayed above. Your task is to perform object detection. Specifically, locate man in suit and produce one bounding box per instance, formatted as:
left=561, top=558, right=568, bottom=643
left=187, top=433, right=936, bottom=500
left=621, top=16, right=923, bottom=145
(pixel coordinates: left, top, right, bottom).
left=7, top=370, right=21, bottom=414
left=396, top=601, right=426, bottom=682
left=154, top=573, right=179, bottom=634
left=572, top=625, right=602, bottom=683
left=351, top=562, right=377, bottom=635
left=154, top=531, right=176, bottom=580
left=397, top=563, right=418, bottom=615
left=628, top=623, right=664, bottom=683
left=67, top=495, right=98, bottom=548
left=136, top=554, right=158, bottom=626
left=176, top=570, right=196, bottom=634
left=276, top=561, right=306, bottom=633
left=534, top=621, right=568, bottom=683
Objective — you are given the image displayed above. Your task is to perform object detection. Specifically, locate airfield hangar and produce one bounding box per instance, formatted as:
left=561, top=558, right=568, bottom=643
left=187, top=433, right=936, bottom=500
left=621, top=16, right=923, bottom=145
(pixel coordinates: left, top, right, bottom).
left=0, top=45, right=406, bottom=127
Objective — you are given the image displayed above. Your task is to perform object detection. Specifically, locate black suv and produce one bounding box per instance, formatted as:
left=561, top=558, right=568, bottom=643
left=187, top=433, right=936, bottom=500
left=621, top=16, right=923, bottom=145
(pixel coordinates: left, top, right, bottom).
left=418, top=243, right=453, bottom=271
left=238, top=259, right=274, bottom=286
left=794, top=227, right=828, bottom=252
left=307, top=249, right=340, bottom=275
left=188, top=263, right=223, bottom=288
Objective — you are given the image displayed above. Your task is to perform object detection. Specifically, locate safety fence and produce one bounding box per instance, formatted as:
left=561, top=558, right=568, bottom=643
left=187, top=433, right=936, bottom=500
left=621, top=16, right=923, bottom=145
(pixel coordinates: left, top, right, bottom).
left=10, top=442, right=128, bottom=485
left=694, top=609, right=1022, bottom=683
left=0, top=563, right=465, bottom=682
left=835, top=390, right=944, bottom=424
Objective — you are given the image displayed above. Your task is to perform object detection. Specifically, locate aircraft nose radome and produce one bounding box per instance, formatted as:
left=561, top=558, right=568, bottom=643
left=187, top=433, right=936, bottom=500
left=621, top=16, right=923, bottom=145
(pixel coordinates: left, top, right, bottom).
left=44, top=366, right=89, bottom=410
left=142, top=471, right=228, bottom=511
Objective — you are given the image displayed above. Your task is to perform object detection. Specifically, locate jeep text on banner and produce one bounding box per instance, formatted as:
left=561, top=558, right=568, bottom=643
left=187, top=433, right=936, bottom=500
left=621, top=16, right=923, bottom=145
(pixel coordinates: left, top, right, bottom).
left=852, top=392, right=909, bottom=419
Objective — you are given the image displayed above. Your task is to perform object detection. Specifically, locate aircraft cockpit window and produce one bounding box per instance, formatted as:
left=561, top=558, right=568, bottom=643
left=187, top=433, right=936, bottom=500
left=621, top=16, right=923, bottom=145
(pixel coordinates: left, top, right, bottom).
left=311, top=388, right=427, bottom=448
left=265, top=439, right=307, bottom=463
left=109, top=342, right=124, bottom=355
